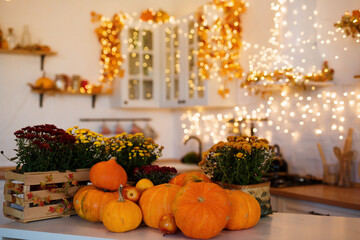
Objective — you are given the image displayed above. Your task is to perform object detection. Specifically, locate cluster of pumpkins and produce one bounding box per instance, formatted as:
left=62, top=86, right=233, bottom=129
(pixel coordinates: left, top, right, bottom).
left=73, top=158, right=261, bottom=239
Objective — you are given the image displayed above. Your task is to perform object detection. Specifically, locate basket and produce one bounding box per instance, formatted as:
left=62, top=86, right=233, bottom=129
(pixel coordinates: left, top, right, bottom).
left=3, top=169, right=90, bottom=223
left=216, top=181, right=272, bottom=217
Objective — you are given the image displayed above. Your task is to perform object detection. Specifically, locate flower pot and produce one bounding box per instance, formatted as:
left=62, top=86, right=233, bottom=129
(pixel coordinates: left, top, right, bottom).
left=3, top=169, right=90, bottom=223
left=216, top=181, right=272, bottom=217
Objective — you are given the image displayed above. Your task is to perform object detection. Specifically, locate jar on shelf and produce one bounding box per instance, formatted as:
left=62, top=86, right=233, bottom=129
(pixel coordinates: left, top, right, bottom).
left=72, top=75, right=80, bottom=92
left=6, top=28, right=16, bottom=50
left=20, top=25, right=31, bottom=48
left=55, top=74, right=66, bottom=92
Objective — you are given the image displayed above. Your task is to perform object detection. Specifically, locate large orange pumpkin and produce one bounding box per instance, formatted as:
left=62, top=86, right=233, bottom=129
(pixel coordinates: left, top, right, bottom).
left=102, top=185, right=143, bottom=233
left=169, top=171, right=212, bottom=186
left=89, top=158, right=127, bottom=191
left=172, top=182, right=231, bottom=239
left=225, top=189, right=261, bottom=230
left=73, top=185, right=119, bottom=222
left=139, top=183, right=181, bottom=229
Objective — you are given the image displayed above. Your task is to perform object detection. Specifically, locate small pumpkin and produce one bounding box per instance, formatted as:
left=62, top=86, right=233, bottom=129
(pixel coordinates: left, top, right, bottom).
left=89, top=158, right=127, bottom=191
left=35, top=76, right=54, bottom=90
left=73, top=185, right=96, bottom=213
left=73, top=185, right=119, bottom=222
left=225, top=189, right=261, bottom=230
left=139, top=183, right=181, bottom=229
left=169, top=171, right=212, bottom=186
left=172, top=182, right=231, bottom=239
left=102, top=185, right=143, bottom=233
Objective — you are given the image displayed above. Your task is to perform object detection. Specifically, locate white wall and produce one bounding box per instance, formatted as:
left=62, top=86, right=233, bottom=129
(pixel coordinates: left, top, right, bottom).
left=0, top=0, right=359, bottom=183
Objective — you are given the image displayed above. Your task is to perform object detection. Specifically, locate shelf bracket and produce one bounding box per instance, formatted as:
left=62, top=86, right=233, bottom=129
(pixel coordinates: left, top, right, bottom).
left=91, top=95, right=97, bottom=108
left=40, top=54, right=45, bottom=71
left=39, top=92, right=44, bottom=108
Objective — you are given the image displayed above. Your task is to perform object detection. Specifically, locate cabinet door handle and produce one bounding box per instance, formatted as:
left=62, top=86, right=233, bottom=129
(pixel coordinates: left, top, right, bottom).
left=124, top=101, right=128, bottom=105
left=308, top=211, right=330, bottom=216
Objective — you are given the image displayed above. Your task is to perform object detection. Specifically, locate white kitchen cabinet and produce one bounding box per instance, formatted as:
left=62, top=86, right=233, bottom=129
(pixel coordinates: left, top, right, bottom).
left=112, top=16, right=238, bottom=109
left=111, top=22, right=161, bottom=108
left=160, top=17, right=237, bottom=108
left=271, top=195, right=360, bottom=218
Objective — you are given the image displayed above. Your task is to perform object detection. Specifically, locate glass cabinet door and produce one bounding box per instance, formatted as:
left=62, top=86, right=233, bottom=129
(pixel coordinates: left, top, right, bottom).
left=120, top=23, right=159, bottom=107
left=163, top=25, right=181, bottom=103
left=187, top=19, right=204, bottom=101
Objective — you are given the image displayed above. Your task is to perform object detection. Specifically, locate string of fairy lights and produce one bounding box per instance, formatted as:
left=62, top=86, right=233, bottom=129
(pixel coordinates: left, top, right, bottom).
left=181, top=0, right=360, bottom=145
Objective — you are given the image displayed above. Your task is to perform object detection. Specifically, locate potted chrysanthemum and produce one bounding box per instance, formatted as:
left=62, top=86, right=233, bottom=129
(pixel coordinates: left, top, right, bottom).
left=200, top=135, right=275, bottom=216
left=107, top=132, right=164, bottom=181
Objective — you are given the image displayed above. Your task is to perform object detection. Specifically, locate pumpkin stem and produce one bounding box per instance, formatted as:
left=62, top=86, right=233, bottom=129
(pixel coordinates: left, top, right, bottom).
left=197, top=196, right=205, bottom=202
left=118, top=184, right=125, bottom=202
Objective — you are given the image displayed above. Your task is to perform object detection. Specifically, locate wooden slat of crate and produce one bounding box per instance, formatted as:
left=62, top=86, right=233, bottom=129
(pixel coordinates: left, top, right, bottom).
left=5, top=169, right=90, bottom=185
left=4, top=193, right=25, bottom=206
left=5, top=170, right=25, bottom=182
left=3, top=203, right=75, bottom=223
left=4, top=183, right=24, bottom=192
left=4, top=186, right=80, bottom=205
left=23, top=186, right=81, bottom=200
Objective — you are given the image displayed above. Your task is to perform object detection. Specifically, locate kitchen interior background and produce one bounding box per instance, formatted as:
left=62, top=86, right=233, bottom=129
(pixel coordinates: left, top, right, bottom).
left=0, top=0, right=359, bottom=183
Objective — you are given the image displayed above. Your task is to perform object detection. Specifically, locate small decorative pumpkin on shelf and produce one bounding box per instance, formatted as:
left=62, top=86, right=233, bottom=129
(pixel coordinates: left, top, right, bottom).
left=101, top=185, right=143, bottom=233
left=172, top=182, right=231, bottom=239
left=34, top=76, right=55, bottom=90
left=89, top=157, right=127, bottom=191
left=73, top=185, right=119, bottom=222
left=169, top=171, right=212, bottom=186
left=225, top=189, right=261, bottom=230
left=139, top=183, right=181, bottom=229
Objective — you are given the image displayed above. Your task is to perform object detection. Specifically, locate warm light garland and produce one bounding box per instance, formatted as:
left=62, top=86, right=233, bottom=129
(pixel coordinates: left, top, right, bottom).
left=181, top=0, right=360, bottom=145
left=334, top=10, right=360, bottom=42
left=196, top=0, right=247, bottom=98
left=91, top=11, right=126, bottom=83
left=181, top=87, right=360, bottom=144
left=242, top=61, right=334, bottom=93
left=140, top=8, right=170, bottom=23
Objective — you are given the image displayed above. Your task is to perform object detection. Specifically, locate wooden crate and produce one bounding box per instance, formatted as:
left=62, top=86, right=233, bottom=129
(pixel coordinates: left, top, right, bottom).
left=3, top=169, right=90, bottom=223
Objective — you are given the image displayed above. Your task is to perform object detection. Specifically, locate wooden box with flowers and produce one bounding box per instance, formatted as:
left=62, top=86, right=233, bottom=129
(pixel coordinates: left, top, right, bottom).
left=2, top=124, right=111, bottom=223
left=3, top=169, right=90, bottom=222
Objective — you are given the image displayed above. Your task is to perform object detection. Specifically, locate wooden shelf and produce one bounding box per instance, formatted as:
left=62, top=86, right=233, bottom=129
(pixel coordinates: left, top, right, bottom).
left=0, top=48, right=57, bottom=70
left=31, top=89, right=112, bottom=108
left=303, top=81, right=334, bottom=87
left=245, top=81, right=334, bottom=93
left=0, top=48, right=57, bottom=56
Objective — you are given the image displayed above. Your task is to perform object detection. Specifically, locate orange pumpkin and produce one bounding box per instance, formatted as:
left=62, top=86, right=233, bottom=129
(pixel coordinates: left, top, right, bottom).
left=102, top=185, right=142, bottom=233
left=172, top=182, right=231, bottom=239
left=169, top=171, right=212, bottom=186
left=35, top=76, right=54, bottom=90
left=89, top=158, right=127, bottom=191
left=73, top=185, right=119, bottom=222
left=139, top=183, right=181, bottom=229
left=225, top=189, right=261, bottom=230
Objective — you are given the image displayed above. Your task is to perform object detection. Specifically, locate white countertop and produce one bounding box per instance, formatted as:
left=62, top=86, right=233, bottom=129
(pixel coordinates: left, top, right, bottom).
left=1, top=213, right=359, bottom=240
